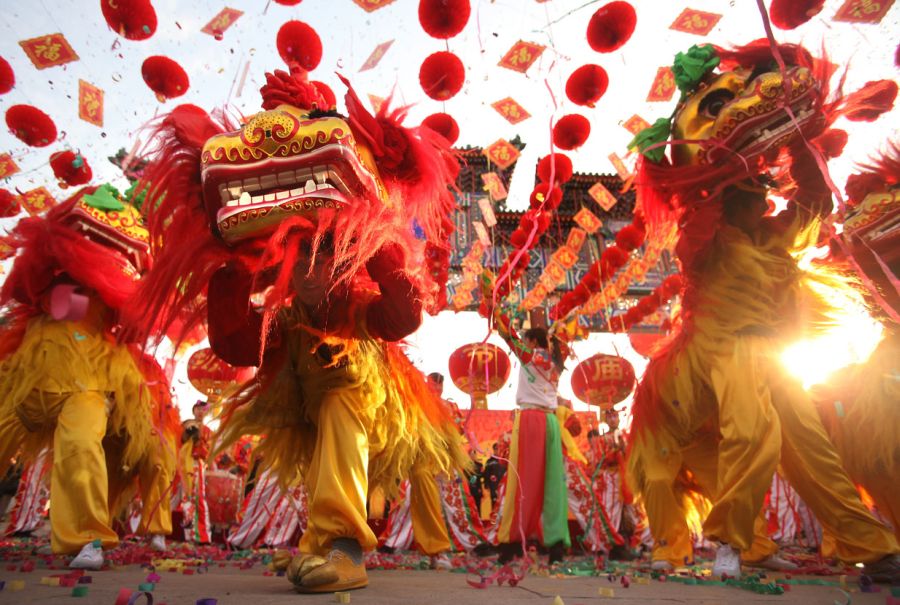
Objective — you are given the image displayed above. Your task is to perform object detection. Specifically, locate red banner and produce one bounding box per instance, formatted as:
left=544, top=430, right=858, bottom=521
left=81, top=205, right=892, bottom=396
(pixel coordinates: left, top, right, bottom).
left=498, top=40, right=545, bottom=73
left=78, top=80, right=104, bottom=127
left=201, top=7, right=243, bottom=37
left=19, top=33, right=78, bottom=69
left=491, top=97, right=531, bottom=125
left=669, top=8, right=722, bottom=35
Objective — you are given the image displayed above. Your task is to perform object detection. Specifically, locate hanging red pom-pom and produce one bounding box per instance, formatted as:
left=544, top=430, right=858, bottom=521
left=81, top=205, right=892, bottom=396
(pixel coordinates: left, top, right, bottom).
left=529, top=183, right=563, bottom=210
left=0, top=189, right=21, bottom=218
left=614, top=224, right=645, bottom=251
left=552, top=114, right=591, bottom=150
left=0, top=57, right=14, bottom=94
left=587, top=1, right=636, bottom=53
left=769, top=0, right=824, bottom=30
left=565, top=65, right=609, bottom=108
left=661, top=274, right=684, bottom=297
left=141, top=56, right=190, bottom=101
left=311, top=81, right=336, bottom=110
left=50, top=151, right=93, bottom=187
left=842, top=80, right=898, bottom=122
left=599, top=246, right=629, bottom=279
left=509, top=228, right=528, bottom=249
left=276, top=21, right=323, bottom=71
left=422, top=112, right=460, bottom=144
left=274, top=0, right=303, bottom=4
left=100, top=0, right=158, bottom=41
left=5, top=105, right=57, bottom=147
left=418, top=0, right=471, bottom=39
left=419, top=51, right=465, bottom=101
left=537, top=153, right=573, bottom=184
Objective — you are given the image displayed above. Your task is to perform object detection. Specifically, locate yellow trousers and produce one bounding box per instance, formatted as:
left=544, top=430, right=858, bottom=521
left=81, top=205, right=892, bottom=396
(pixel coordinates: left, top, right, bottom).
left=49, top=391, right=119, bottom=554
left=107, top=431, right=175, bottom=537
left=299, top=387, right=377, bottom=555
left=408, top=467, right=451, bottom=555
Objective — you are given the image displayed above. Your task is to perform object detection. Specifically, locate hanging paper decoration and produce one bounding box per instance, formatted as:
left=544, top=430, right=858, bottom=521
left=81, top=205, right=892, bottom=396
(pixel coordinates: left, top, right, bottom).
left=606, top=274, right=683, bottom=332
left=571, top=354, right=636, bottom=409
left=276, top=20, right=323, bottom=71
left=769, top=0, right=824, bottom=29
left=0, top=153, right=20, bottom=179
left=607, top=152, right=632, bottom=180
left=537, top=153, right=574, bottom=184
left=498, top=40, right=545, bottom=73
left=0, top=189, right=21, bottom=218
left=669, top=8, right=722, bottom=35
left=50, top=151, right=92, bottom=187
left=566, top=64, right=609, bottom=107
left=5, top=105, right=57, bottom=147
left=586, top=2, right=637, bottom=53
left=201, top=7, right=243, bottom=39
left=629, top=332, right=665, bottom=357
left=78, top=80, right=104, bottom=128
left=521, top=226, right=589, bottom=310
left=141, top=56, right=190, bottom=101
left=100, top=0, right=157, bottom=40
left=0, top=57, right=14, bottom=94
left=483, top=139, right=520, bottom=170
left=19, top=187, right=56, bottom=216
left=418, top=0, right=471, bottom=39
left=367, top=93, right=386, bottom=114
left=419, top=51, right=465, bottom=100
left=472, top=220, right=491, bottom=247
left=422, top=112, right=460, bottom=144
left=187, top=348, right=254, bottom=400
left=574, top=207, right=602, bottom=233
left=481, top=172, right=508, bottom=201
left=274, top=0, right=303, bottom=4
left=351, top=0, right=397, bottom=11
left=450, top=241, right=487, bottom=310
left=588, top=181, right=618, bottom=212
left=552, top=114, right=591, bottom=150
left=477, top=197, right=497, bottom=227
left=448, top=342, right=511, bottom=409
left=18, top=33, right=79, bottom=69
left=359, top=40, right=394, bottom=72
left=646, top=66, right=676, bottom=102
left=491, top=97, right=530, bottom=125
left=833, top=0, right=894, bottom=23
left=622, top=114, right=651, bottom=135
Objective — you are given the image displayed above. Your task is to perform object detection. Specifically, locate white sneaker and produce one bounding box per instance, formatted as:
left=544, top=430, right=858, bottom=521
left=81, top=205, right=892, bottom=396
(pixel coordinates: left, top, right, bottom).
left=431, top=553, right=453, bottom=571
left=149, top=534, right=167, bottom=552
left=712, top=544, right=741, bottom=579
left=69, top=541, right=104, bottom=570
left=748, top=553, right=798, bottom=571
left=650, top=559, right=674, bottom=572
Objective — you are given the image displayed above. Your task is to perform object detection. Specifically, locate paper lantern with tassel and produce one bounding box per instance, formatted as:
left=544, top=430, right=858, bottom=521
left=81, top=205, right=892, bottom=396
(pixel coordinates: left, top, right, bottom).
left=419, top=0, right=471, bottom=39
left=141, top=56, right=189, bottom=102
left=571, top=354, right=636, bottom=409
left=537, top=153, right=573, bottom=184
left=419, top=51, right=465, bottom=101
left=552, top=114, right=591, bottom=150
left=449, top=342, right=511, bottom=409
left=101, top=0, right=157, bottom=40
left=5, top=105, right=56, bottom=147
left=187, top=347, right=255, bottom=403
left=587, top=1, right=636, bottom=53
left=566, top=64, right=609, bottom=108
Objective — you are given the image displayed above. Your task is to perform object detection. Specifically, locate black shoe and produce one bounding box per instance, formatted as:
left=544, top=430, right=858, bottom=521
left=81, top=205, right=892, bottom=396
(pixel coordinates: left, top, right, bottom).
left=473, top=543, right=497, bottom=558
left=497, top=542, right=519, bottom=564
left=609, top=544, right=636, bottom=561
left=548, top=542, right=566, bottom=565
left=863, top=553, right=900, bottom=584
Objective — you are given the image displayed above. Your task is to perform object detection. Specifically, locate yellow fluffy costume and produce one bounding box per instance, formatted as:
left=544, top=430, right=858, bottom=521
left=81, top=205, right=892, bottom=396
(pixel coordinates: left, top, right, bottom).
left=126, top=67, right=467, bottom=592
left=625, top=40, right=899, bottom=575
left=0, top=185, right=156, bottom=556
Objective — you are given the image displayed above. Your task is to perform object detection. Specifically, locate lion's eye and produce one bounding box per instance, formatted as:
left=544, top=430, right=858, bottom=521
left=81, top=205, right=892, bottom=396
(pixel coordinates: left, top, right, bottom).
left=699, top=89, right=736, bottom=118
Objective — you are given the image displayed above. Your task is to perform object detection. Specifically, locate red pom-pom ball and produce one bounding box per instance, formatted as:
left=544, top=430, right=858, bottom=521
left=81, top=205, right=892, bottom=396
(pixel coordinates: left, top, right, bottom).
left=50, top=151, right=93, bottom=187
left=0, top=189, right=21, bottom=218
left=566, top=64, right=609, bottom=108
left=419, top=0, right=471, bottom=39
left=311, top=81, right=336, bottom=109
left=614, top=224, right=645, bottom=252
left=537, top=153, right=573, bottom=184
left=0, top=57, right=14, bottom=94
left=276, top=21, right=323, bottom=71
left=101, top=0, right=158, bottom=41
left=141, top=56, right=190, bottom=101
left=553, top=114, right=591, bottom=150
left=422, top=113, right=460, bottom=144
left=529, top=183, right=563, bottom=210
left=274, top=0, right=303, bottom=4
left=6, top=105, right=57, bottom=147
left=419, top=51, right=465, bottom=101
left=769, top=0, right=824, bottom=30
left=587, top=1, right=636, bottom=53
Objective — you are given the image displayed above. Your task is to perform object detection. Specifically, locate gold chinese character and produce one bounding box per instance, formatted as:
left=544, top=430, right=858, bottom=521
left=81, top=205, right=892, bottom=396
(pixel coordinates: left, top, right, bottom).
left=35, top=38, right=62, bottom=61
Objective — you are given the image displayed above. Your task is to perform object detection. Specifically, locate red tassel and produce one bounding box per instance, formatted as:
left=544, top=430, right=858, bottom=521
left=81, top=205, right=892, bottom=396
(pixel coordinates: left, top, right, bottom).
left=586, top=1, right=636, bottom=53
left=842, top=80, right=898, bottom=122
left=276, top=21, right=323, bottom=71
left=260, top=68, right=326, bottom=111
left=769, top=0, right=824, bottom=30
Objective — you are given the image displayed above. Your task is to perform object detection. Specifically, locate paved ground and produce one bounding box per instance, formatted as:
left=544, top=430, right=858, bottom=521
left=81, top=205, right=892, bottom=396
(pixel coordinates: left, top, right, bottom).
left=0, top=558, right=893, bottom=605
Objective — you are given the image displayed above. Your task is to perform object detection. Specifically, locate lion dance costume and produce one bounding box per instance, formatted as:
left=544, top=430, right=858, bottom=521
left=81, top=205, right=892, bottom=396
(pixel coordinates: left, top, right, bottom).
left=0, top=185, right=176, bottom=567
left=625, top=40, right=899, bottom=580
left=128, top=66, right=466, bottom=592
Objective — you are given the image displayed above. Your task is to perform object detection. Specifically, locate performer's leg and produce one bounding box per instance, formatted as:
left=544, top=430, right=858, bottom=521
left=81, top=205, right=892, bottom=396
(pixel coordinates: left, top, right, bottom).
left=542, top=411, right=570, bottom=549
left=50, top=391, right=118, bottom=554
left=497, top=411, right=521, bottom=545
left=137, top=434, right=175, bottom=537
left=408, top=467, right=451, bottom=555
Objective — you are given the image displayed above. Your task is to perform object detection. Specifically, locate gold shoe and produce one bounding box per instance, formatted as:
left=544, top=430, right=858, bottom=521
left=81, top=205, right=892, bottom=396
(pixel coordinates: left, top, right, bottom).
left=289, top=549, right=368, bottom=593
left=270, top=549, right=293, bottom=572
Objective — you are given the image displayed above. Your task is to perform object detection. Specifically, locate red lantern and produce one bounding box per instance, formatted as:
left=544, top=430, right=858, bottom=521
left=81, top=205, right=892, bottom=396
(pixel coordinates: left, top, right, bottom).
left=537, top=153, right=573, bottom=184
left=0, top=57, right=14, bottom=94
left=448, top=342, right=511, bottom=409
left=419, top=51, right=465, bottom=101
left=50, top=151, right=92, bottom=187
left=552, top=114, right=591, bottom=150
left=274, top=0, right=303, bottom=4
left=422, top=112, right=460, bottom=144
left=769, top=0, right=824, bottom=30
left=187, top=348, right=255, bottom=401
left=566, top=64, right=609, bottom=108
left=101, top=0, right=158, bottom=41
left=141, top=56, right=190, bottom=102
left=0, top=189, right=21, bottom=218
left=571, top=354, right=635, bottom=409
left=629, top=332, right=663, bottom=358
left=276, top=20, right=323, bottom=71
left=5, top=105, right=57, bottom=147
left=419, top=0, right=471, bottom=39
left=586, top=1, right=636, bottom=53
